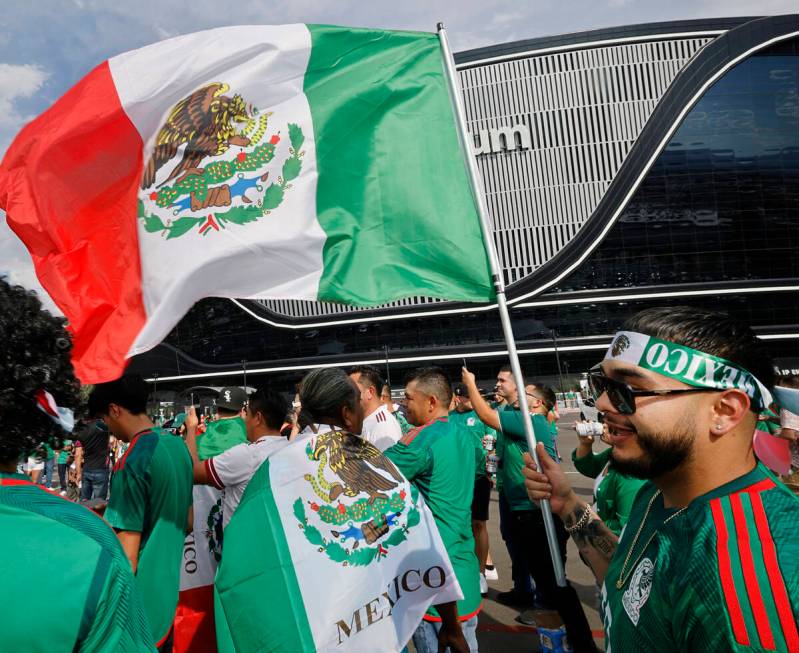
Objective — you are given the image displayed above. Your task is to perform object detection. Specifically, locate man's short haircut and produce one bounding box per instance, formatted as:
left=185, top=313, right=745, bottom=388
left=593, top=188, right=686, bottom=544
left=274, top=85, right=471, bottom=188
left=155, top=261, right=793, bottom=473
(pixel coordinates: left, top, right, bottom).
left=348, top=365, right=384, bottom=393
left=88, top=375, right=150, bottom=417
left=405, top=367, right=453, bottom=405
left=623, top=307, right=775, bottom=404
left=530, top=383, right=557, bottom=411
left=0, top=280, right=82, bottom=464
left=248, top=387, right=289, bottom=430
left=217, top=407, right=240, bottom=417
left=499, top=364, right=512, bottom=375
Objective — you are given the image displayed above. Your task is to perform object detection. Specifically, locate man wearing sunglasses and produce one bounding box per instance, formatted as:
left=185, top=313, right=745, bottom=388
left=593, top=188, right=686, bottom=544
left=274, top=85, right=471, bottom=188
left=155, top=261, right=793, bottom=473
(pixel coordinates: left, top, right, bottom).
left=522, top=307, right=799, bottom=652
left=462, top=367, right=598, bottom=653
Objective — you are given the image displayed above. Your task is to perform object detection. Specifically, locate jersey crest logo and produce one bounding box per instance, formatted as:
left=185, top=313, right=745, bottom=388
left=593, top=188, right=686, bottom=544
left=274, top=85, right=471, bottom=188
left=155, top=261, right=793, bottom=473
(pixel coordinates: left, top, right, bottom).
left=293, top=431, right=421, bottom=566
left=467, top=417, right=476, bottom=426
left=622, top=557, right=654, bottom=625
left=611, top=334, right=631, bottom=357
left=138, top=83, right=305, bottom=239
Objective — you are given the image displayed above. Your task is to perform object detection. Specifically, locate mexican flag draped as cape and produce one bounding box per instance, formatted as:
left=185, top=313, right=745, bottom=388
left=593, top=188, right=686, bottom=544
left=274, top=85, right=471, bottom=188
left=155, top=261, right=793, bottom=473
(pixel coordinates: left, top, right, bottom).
left=0, top=24, right=494, bottom=383
left=214, top=431, right=462, bottom=652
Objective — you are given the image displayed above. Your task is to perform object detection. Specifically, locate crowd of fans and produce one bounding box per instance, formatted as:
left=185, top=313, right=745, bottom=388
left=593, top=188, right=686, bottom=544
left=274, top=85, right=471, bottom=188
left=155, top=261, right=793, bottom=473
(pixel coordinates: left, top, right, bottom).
left=2, top=278, right=798, bottom=652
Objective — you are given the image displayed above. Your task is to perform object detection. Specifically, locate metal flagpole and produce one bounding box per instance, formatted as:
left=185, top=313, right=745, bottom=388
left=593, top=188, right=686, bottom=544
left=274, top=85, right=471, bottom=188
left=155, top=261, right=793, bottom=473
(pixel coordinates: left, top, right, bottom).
left=437, top=22, right=567, bottom=587
left=242, top=359, right=248, bottom=392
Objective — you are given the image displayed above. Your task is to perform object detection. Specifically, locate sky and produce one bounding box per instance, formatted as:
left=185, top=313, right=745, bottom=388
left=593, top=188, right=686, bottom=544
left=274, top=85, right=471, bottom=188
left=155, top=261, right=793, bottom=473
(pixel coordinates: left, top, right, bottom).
left=0, top=0, right=796, bottom=313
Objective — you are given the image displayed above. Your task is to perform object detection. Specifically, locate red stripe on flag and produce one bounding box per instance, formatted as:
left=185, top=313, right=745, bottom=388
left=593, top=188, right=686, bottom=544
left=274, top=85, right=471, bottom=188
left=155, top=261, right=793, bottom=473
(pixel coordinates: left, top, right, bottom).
left=749, top=490, right=799, bottom=651
left=174, top=584, right=216, bottom=653
left=730, top=493, right=776, bottom=650
left=710, top=498, right=750, bottom=646
left=0, top=61, right=146, bottom=384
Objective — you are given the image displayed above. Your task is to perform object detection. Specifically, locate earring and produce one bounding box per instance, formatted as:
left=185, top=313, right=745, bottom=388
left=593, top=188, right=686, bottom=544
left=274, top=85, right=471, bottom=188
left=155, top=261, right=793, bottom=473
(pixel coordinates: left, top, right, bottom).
left=715, top=424, right=723, bottom=431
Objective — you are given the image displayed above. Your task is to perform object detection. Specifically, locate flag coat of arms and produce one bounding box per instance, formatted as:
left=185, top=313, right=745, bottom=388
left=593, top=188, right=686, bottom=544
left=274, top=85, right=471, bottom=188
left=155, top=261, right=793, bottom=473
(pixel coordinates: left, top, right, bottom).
left=0, top=24, right=494, bottom=383
left=214, top=431, right=462, bottom=652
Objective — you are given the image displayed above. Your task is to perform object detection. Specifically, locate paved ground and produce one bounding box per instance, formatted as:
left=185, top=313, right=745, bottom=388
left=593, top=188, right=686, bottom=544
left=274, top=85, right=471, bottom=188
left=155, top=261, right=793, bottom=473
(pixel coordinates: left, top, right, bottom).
left=474, top=410, right=606, bottom=652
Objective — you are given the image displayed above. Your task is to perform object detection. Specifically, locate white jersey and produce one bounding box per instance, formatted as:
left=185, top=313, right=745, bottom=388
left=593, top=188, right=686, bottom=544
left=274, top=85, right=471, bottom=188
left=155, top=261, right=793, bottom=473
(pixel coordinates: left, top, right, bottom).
left=205, top=434, right=288, bottom=528
left=360, top=405, right=402, bottom=451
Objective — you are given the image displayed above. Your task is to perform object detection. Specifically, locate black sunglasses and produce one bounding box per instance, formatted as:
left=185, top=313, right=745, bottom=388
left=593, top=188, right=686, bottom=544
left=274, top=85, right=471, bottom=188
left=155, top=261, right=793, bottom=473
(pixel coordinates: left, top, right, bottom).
left=587, top=366, right=720, bottom=415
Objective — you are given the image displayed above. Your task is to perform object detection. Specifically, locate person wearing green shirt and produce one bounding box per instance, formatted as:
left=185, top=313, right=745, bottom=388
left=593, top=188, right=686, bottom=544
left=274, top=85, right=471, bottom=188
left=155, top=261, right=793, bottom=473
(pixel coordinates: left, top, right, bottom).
left=523, top=307, right=799, bottom=652
left=57, top=439, right=74, bottom=495
left=383, top=367, right=482, bottom=653
left=0, top=278, right=155, bottom=652
left=449, top=383, right=497, bottom=594
left=572, top=424, right=646, bottom=536
left=197, top=386, right=248, bottom=459
left=89, top=375, right=194, bottom=650
left=463, top=366, right=598, bottom=652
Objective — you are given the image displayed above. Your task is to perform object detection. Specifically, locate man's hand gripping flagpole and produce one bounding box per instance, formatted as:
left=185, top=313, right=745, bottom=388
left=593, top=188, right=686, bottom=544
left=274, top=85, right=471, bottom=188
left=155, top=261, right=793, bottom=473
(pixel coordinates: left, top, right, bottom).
left=436, top=22, right=568, bottom=587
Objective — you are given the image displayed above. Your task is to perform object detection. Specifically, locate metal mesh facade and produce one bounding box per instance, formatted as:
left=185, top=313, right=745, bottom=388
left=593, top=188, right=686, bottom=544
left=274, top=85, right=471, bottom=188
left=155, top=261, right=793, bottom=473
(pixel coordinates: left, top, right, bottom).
left=255, top=34, right=713, bottom=319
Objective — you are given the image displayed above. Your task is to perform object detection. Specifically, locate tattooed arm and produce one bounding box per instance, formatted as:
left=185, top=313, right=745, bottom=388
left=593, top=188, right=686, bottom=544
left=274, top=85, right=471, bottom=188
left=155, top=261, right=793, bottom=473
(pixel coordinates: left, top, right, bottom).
left=523, top=444, right=618, bottom=584
left=560, top=498, right=618, bottom=583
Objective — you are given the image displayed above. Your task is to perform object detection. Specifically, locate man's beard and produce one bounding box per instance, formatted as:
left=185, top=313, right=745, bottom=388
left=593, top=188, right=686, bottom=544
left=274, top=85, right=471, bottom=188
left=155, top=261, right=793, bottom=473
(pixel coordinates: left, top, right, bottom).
left=610, top=417, right=696, bottom=479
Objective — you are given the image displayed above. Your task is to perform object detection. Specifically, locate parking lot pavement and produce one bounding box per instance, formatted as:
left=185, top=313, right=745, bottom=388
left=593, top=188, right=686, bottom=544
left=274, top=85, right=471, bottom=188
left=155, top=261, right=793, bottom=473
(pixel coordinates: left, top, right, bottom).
left=475, top=412, right=607, bottom=652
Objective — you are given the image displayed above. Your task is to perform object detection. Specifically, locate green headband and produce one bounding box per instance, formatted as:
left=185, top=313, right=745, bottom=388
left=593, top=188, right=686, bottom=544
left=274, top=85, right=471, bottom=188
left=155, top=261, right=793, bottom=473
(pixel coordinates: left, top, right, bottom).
left=604, top=331, right=773, bottom=413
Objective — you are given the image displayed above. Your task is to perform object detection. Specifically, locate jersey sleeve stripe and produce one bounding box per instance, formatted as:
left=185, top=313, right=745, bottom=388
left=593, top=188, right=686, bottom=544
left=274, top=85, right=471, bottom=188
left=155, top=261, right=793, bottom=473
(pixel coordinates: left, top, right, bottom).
left=205, top=458, right=224, bottom=490
left=729, top=493, right=776, bottom=650
left=742, top=478, right=775, bottom=495
left=711, top=497, right=751, bottom=647
left=749, top=490, right=799, bottom=651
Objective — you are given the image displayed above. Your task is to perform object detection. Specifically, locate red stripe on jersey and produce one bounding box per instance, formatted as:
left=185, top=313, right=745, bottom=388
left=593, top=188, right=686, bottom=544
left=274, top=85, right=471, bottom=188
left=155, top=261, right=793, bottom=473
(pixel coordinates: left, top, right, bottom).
left=1, top=479, right=33, bottom=487
left=711, top=498, right=750, bottom=647
left=114, top=428, right=150, bottom=471
left=741, top=478, right=775, bottom=495
left=730, top=493, right=776, bottom=650
left=205, top=458, right=224, bottom=490
left=749, top=490, right=799, bottom=651
left=399, top=417, right=447, bottom=445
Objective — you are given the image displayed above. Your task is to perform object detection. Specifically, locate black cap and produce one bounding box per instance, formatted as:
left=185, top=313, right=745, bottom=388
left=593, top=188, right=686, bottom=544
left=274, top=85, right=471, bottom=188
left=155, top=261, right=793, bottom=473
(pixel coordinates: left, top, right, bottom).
left=216, top=386, right=247, bottom=412
left=453, top=383, right=468, bottom=397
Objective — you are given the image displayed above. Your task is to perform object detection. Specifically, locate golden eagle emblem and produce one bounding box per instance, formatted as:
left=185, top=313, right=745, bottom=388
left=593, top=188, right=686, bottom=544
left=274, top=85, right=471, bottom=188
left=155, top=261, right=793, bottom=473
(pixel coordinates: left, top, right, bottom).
left=306, top=431, right=403, bottom=503
left=142, top=83, right=253, bottom=189
left=611, top=334, right=631, bottom=357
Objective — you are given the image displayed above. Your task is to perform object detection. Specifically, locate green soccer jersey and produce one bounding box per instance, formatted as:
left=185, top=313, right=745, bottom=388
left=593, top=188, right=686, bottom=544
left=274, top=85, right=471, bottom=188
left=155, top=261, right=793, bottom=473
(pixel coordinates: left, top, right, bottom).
left=385, top=417, right=483, bottom=621
left=602, top=463, right=799, bottom=652
left=104, top=428, right=193, bottom=645
left=57, top=440, right=73, bottom=465
left=0, top=472, right=154, bottom=652
left=448, top=409, right=496, bottom=478
left=197, top=417, right=247, bottom=461
left=497, top=409, right=557, bottom=511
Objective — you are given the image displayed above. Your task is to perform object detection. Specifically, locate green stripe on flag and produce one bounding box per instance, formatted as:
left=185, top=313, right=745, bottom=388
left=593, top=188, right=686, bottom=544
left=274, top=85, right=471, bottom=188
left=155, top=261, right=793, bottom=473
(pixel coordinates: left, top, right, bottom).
left=215, top=459, right=316, bottom=652
left=305, top=25, right=495, bottom=306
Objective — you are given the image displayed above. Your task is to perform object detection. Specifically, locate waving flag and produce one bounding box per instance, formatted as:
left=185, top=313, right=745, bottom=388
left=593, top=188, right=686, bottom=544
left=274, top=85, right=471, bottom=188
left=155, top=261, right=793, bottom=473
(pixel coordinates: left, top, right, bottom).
left=215, top=431, right=462, bottom=652
left=0, top=24, right=493, bottom=383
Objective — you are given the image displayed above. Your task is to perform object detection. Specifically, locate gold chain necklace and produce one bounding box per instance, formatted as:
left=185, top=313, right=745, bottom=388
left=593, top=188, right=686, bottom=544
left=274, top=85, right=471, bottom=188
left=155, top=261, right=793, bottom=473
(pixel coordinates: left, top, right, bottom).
left=615, top=490, right=687, bottom=589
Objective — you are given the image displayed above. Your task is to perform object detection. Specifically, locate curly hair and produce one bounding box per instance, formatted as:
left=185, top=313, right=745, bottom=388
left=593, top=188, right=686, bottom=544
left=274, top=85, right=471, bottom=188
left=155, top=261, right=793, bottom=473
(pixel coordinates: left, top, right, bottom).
left=0, top=279, right=82, bottom=464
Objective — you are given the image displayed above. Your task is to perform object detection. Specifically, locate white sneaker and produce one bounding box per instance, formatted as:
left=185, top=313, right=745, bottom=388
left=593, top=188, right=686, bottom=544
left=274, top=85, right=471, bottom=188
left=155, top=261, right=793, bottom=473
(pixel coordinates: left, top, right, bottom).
left=484, top=565, right=499, bottom=581
left=479, top=573, right=488, bottom=595
left=59, top=490, right=67, bottom=496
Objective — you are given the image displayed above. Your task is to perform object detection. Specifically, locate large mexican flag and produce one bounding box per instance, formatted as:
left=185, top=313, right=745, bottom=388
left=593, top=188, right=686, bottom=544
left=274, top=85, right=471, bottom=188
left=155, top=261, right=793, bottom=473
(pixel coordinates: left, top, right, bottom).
left=0, top=24, right=494, bottom=383
left=215, top=431, right=462, bottom=652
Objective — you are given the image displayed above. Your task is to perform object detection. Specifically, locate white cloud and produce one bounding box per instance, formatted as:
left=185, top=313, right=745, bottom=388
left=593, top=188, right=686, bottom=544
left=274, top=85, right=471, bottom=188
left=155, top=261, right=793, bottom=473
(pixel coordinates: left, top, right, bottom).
left=0, top=63, right=49, bottom=151
left=0, top=217, right=61, bottom=315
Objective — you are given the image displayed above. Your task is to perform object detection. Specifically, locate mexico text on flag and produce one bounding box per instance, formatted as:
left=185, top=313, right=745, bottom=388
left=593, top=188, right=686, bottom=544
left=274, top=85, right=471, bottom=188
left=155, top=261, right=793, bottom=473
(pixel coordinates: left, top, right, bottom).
left=0, top=24, right=494, bottom=383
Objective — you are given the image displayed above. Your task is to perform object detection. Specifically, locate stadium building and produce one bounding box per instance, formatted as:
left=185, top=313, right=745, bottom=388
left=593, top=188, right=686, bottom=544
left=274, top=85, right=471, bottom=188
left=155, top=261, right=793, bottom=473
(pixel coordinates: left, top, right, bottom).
left=132, top=15, right=799, bottom=394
